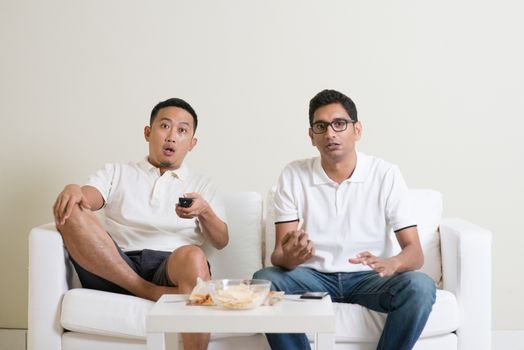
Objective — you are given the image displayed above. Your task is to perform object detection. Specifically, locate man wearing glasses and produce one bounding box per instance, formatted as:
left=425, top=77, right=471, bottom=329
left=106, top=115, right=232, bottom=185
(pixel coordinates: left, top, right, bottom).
left=254, top=89, right=436, bottom=350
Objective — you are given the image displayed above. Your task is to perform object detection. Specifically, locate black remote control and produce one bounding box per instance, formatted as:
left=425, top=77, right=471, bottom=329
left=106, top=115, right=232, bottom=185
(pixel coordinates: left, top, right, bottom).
left=178, top=197, right=193, bottom=208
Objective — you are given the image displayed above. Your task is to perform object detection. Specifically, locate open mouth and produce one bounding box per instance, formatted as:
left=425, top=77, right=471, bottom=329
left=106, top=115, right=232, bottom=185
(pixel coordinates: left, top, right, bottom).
left=163, top=145, right=175, bottom=156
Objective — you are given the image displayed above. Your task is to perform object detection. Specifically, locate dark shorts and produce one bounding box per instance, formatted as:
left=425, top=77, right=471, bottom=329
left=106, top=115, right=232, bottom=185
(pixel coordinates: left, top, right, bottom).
left=70, top=239, right=174, bottom=295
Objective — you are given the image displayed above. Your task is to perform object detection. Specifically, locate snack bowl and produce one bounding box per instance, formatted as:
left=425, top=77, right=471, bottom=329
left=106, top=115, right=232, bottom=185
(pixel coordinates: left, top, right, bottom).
left=209, top=279, right=271, bottom=310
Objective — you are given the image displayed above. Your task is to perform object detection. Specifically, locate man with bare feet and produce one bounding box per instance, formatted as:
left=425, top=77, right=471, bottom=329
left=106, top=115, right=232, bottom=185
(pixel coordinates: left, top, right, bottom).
left=53, top=97, right=228, bottom=350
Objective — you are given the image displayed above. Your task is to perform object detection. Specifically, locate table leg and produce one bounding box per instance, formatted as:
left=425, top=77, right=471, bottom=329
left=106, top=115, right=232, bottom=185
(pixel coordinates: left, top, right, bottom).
left=315, top=332, right=334, bottom=350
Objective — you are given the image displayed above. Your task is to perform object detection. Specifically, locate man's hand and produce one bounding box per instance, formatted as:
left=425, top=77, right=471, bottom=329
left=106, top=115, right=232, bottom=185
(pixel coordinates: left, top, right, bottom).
left=280, top=229, right=314, bottom=268
left=176, top=192, right=229, bottom=250
left=348, top=251, right=400, bottom=278
left=175, top=192, right=210, bottom=219
left=348, top=227, right=424, bottom=277
left=53, top=184, right=92, bottom=226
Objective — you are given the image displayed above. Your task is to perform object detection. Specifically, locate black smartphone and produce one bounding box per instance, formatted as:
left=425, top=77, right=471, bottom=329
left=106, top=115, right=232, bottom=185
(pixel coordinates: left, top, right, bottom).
left=300, top=291, right=328, bottom=299
left=178, top=197, right=193, bottom=208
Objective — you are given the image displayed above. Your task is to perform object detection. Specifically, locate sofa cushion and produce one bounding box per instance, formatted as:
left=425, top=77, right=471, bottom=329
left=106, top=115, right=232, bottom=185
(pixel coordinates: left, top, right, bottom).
left=204, top=192, right=263, bottom=279
left=61, top=289, right=153, bottom=339
left=386, top=189, right=443, bottom=284
left=264, top=188, right=443, bottom=284
left=61, top=289, right=261, bottom=341
left=62, top=288, right=456, bottom=343
left=327, top=289, right=458, bottom=342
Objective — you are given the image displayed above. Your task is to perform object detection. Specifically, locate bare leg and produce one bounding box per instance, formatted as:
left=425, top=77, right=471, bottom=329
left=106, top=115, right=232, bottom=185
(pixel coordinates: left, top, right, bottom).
left=56, top=204, right=175, bottom=301
left=167, top=245, right=211, bottom=350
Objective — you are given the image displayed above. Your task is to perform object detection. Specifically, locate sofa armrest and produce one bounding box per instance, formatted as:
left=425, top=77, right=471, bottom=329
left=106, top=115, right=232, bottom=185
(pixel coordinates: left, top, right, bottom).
left=439, top=217, right=492, bottom=350
left=28, top=223, right=70, bottom=350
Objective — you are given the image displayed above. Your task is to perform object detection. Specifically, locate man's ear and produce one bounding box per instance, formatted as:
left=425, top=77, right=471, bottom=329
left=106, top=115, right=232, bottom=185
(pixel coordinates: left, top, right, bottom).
left=144, top=126, right=151, bottom=142
left=309, top=128, right=316, bottom=146
left=189, top=137, right=198, bottom=151
left=354, top=121, right=362, bottom=141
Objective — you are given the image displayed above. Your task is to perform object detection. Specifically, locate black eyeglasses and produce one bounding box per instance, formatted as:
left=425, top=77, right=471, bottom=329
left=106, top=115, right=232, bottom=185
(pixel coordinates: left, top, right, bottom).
left=311, top=119, right=355, bottom=134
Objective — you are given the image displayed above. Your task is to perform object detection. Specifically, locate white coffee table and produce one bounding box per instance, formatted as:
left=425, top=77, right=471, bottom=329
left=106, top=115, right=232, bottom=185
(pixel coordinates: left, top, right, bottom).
left=146, top=294, right=335, bottom=350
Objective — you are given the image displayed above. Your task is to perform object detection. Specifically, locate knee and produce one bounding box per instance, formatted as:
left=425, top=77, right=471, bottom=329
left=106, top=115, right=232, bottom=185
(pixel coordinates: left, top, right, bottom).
left=253, top=267, right=271, bottom=280
left=253, top=267, right=287, bottom=291
left=253, top=266, right=280, bottom=280
left=171, top=245, right=210, bottom=279
left=404, top=272, right=436, bottom=307
left=56, top=205, right=90, bottom=236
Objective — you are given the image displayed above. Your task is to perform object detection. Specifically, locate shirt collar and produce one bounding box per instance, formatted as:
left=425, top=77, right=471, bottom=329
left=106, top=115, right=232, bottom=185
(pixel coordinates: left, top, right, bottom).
left=137, top=157, right=189, bottom=180
left=312, top=151, right=369, bottom=185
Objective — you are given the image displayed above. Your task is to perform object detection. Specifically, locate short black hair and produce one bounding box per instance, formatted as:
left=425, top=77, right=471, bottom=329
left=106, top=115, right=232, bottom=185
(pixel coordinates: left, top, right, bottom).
left=309, top=89, right=358, bottom=126
left=150, top=97, right=198, bottom=132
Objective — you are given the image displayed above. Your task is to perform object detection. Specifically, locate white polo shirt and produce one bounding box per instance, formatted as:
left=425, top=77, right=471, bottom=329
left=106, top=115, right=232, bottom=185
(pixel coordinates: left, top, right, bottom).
left=86, top=158, right=226, bottom=252
left=274, top=151, right=416, bottom=273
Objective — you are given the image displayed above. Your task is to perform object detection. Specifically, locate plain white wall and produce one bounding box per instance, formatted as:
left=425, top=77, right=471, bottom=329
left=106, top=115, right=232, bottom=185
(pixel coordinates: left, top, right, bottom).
left=1, top=0, right=522, bottom=330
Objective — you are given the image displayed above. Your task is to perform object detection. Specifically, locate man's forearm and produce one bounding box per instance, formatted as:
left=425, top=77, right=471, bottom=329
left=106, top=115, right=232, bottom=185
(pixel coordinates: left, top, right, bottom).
left=198, top=207, right=228, bottom=250
left=271, top=250, right=300, bottom=270
left=80, top=185, right=105, bottom=211
left=393, top=243, right=424, bottom=272
left=393, top=227, right=424, bottom=273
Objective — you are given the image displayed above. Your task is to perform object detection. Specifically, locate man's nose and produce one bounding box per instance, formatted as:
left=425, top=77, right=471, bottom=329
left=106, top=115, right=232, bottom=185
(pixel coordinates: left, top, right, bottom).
left=166, top=131, right=178, bottom=143
left=325, top=124, right=337, bottom=137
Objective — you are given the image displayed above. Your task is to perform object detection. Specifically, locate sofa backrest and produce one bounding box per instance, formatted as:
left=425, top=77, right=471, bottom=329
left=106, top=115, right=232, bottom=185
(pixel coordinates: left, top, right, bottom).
left=263, top=188, right=443, bottom=285
left=69, top=189, right=441, bottom=286
left=203, top=192, right=264, bottom=279
left=387, top=189, right=443, bottom=284
left=67, top=192, right=264, bottom=287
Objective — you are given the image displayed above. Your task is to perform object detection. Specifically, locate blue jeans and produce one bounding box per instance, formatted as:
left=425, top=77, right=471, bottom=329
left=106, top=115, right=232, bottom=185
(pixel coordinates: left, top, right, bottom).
left=253, top=267, right=436, bottom=350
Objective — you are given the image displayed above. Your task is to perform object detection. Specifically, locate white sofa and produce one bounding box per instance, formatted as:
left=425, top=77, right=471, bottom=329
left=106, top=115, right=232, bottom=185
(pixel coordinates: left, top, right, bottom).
left=28, top=190, right=492, bottom=350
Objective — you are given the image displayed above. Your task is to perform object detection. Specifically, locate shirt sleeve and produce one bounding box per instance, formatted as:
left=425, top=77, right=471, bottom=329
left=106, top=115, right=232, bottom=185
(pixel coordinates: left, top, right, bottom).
left=199, top=179, right=227, bottom=224
left=383, top=165, right=416, bottom=232
left=85, top=163, right=118, bottom=206
left=273, top=164, right=300, bottom=223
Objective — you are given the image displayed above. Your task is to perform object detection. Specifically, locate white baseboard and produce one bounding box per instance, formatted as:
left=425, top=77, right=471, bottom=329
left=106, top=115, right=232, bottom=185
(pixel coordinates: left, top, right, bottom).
left=0, top=329, right=26, bottom=350
left=492, top=330, right=524, bottom=350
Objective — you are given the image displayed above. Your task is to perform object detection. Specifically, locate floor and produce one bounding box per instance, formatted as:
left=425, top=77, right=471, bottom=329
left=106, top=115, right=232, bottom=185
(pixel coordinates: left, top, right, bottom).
left=0, top=329, right=25, bottom=350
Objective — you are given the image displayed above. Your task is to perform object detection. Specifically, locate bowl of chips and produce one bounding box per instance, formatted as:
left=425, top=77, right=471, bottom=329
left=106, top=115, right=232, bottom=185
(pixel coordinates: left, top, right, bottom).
left=209, top=279, right=271, bottom=310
